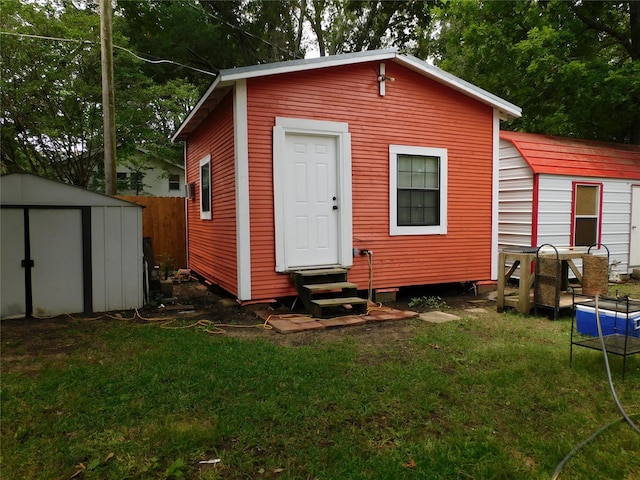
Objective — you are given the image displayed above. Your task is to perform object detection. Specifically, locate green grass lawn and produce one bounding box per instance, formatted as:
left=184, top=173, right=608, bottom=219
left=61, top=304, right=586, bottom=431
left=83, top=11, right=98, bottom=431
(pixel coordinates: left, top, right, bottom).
left=2, top=285, right=639, bottom=479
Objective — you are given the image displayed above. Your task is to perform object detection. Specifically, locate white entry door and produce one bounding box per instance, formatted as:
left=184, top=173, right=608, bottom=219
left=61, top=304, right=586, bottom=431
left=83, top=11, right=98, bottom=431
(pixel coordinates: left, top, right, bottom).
left=631, top=186, right=640, bottom=267
left=30, top=209, right=84, bottom=316
left=284, top=133, right=339, bottom=268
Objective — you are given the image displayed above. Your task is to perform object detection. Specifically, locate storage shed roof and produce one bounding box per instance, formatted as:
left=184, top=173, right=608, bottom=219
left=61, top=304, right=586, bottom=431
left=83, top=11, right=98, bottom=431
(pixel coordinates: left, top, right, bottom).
left=500, top=130, right=640, bottom=180
left=1, top=173, right=142, bottom=207
left=173, top=48, right=522, bottom=142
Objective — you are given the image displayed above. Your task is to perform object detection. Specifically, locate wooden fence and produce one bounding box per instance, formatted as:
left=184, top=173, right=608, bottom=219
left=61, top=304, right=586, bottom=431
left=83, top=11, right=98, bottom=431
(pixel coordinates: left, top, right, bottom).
left=117, top=196, right=187, bottom=270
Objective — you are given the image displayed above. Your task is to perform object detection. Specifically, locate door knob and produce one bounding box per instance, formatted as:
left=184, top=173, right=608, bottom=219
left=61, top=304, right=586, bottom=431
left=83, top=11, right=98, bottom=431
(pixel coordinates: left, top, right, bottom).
left=333, top=205, right=338, bottom=210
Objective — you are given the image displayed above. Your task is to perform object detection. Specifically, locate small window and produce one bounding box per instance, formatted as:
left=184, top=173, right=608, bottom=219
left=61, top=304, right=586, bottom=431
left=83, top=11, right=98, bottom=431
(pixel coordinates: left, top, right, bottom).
left=117, top=172, right=128, bottom=190
left=572, top=183, right=601, bottom=246
left=390, top=145, right=447, bottom=235
left=168, top=174, right=180, bottom=191
left=199, top=155, right=211, bottom=220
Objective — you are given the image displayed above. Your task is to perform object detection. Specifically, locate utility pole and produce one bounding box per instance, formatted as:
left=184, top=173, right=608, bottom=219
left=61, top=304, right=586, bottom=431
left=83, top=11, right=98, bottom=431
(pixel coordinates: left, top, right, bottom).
left=100, top=0, right=117, bottom=195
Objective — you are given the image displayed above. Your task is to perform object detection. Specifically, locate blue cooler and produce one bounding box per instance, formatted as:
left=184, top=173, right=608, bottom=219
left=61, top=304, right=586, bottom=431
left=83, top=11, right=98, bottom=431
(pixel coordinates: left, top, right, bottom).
left=576, top=303, right=640, bottom=338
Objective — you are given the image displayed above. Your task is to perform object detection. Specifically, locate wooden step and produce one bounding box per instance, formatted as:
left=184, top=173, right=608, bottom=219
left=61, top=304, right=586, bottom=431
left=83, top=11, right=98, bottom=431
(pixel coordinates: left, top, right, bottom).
left=310, top=296, right=368, bottom=318
left=303, top=282, right=358, bottom=292
left=293, top=268, right=348, bottom=276
left=312, top=297, right=368, bottom=307
left=291, top=268, right=349, bottom=289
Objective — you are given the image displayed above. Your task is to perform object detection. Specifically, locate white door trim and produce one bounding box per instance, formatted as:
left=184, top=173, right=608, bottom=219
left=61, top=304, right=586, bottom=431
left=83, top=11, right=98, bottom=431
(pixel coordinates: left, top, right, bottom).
left=273, top=117, right=352, bottom=272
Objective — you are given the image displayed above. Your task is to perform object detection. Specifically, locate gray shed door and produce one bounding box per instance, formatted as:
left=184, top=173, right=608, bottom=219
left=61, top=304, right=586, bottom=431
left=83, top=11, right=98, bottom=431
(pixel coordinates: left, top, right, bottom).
left=1, top=209, right=27, bottom=319
left=30, top=209, right=84, bottom=316
left=1, top=208, right=84, bottom=319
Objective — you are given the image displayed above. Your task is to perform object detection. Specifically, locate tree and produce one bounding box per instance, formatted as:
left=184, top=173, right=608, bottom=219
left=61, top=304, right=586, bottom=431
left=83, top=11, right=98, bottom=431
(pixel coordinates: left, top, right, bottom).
left=1, top=0, right=200, bottom=190
left=419, top=1, right=640, bottom=144
left=305, top=0, right=435, bottom=56
left=1, top=0, right=105, bottom=185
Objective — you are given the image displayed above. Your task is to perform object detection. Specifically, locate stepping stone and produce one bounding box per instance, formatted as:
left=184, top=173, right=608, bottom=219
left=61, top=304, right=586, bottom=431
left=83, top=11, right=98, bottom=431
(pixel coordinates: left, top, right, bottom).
left=268, top=318, right=326, bottom=334
left=464, top=307, right=487, bottom=314
left=419, top=311, right=461, bottom=323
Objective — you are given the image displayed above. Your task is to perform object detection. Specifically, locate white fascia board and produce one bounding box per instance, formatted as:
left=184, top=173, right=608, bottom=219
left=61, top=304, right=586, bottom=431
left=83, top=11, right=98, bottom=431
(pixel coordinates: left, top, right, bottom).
left=397, top=55, right=522, bottom=120
left=219, top=49, right=398, bottom=82
left=171, top=75, right=223, bottom=142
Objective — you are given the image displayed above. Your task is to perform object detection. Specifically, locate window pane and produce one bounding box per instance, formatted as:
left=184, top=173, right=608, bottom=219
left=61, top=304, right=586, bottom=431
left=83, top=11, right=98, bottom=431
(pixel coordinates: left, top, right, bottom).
left=398, top=172, right=413, bottom=189
left=201, top=163, right=211, bottom=212
left=396, top=153, right=441, bottom=227
left=398, top=190, right=411, bottom=208
left=398, top=207, right=411, bottom=225
left=398, top=156, right=412, bottom=172
left=575, top=185, right=598, bottom=215
left=575, top=218, right=597, bottom=246
left=397, top=190, right=439, bottom=226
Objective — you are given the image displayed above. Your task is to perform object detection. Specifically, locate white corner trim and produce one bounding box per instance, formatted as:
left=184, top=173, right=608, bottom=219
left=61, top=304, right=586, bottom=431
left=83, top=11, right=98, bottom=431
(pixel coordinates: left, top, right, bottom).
left=491, top=110, right=500, bottom=280
left=234, top=79, right=252, bottom=300
left=389, top=144, right=448, bottom=236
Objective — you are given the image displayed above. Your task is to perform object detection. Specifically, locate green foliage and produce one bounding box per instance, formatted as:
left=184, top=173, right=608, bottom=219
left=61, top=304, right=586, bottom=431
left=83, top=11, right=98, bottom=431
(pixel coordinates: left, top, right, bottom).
left=408, top=295, right=449, bottom=310
left=418, top=0, right=640, bottom=144
left=1, top=1, right=199, bottom=190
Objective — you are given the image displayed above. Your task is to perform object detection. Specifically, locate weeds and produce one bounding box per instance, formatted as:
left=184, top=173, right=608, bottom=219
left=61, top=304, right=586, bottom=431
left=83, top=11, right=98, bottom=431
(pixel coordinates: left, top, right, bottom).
left=408, top=295, right=449, bottom=310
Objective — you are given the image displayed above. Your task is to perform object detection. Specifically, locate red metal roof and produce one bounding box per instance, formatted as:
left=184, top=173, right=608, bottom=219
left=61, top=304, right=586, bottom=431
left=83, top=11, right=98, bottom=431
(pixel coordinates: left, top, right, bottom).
left=500, top=130, right=640, bottom=180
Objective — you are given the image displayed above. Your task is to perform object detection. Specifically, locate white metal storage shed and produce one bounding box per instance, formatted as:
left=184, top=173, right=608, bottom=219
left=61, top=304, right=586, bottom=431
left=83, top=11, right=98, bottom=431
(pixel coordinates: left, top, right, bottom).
left=1, top=173, right=144, bottom=319
left=498, top=131, right=640, bottom=277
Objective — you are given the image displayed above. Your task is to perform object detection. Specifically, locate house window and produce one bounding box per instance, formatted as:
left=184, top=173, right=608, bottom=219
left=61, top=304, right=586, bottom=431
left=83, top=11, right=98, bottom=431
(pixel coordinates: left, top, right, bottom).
left=199, top=155, right=211, bottom=220
left=168, top=174, right=180, bottom=191
left=389, top=145, right=447, bottom=235
left=117, top=172, right=128, bottom=190
left=572, top=183, right=601, bottom=246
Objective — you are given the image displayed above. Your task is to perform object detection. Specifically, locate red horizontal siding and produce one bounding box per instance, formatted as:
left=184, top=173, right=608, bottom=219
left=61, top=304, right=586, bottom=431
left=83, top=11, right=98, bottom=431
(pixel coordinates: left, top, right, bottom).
left=184, top=93, right=239, bottom=296
left=246, top=61, right=495, bottom=299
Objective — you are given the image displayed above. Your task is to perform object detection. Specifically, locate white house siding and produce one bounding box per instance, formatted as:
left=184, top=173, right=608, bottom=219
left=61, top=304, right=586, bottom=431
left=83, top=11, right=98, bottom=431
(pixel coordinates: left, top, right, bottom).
left=117, top=161, right=185, bottom=197
left=498, top=139, right=534, bottom=249
left=536, top=174, right=634, bottom=275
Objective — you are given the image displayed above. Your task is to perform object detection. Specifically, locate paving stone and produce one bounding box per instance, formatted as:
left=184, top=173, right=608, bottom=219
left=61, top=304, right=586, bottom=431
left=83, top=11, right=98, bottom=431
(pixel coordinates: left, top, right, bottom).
left=290, top=316, right=317, bottom=324
left=319, top=316, right=367, bottom=328
left=267, top=319, right=326, bottom=334
left=464, top=307, right=487, bottom=314
left=419, top=311, right=461, bottom=323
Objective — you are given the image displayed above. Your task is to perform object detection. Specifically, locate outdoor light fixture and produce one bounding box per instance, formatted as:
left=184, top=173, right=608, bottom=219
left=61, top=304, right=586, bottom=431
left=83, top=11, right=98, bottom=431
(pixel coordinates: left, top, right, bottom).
left=378, top=62, right=395, bottom=96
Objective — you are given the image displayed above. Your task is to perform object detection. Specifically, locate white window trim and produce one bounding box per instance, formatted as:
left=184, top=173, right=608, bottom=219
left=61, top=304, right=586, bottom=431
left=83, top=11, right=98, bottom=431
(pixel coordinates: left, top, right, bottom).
left=389, top=144, right=448, bottom=236
left=199, top=154, right=212, bottom=220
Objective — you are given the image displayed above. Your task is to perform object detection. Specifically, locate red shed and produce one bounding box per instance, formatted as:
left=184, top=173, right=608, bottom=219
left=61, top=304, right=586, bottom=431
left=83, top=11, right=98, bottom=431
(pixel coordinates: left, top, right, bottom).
left=172, top=49, right=521, bottom=306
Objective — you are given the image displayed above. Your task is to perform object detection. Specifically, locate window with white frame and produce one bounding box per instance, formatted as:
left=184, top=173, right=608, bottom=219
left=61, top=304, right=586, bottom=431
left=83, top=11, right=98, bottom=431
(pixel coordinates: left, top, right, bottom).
left=389, top=145, right=447, bottom=235
left=199, top=155, right=211, bottom=220
left=572, top=183, right=601, bottom=246
left=168, top=174, right=181, bottom=191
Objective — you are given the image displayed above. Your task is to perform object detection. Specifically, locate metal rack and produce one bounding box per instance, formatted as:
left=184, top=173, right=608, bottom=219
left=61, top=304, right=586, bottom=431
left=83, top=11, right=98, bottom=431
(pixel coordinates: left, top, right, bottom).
left=570, top=294, right=640, bottom=380
left=534, top=243, right=610, bottom=320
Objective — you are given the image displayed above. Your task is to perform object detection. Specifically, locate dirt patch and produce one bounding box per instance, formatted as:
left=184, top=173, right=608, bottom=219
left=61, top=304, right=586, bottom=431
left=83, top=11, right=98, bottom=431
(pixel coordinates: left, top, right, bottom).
left=3, top=277, right=638, bottom=362
left=0, top=280, right=486, bottom=364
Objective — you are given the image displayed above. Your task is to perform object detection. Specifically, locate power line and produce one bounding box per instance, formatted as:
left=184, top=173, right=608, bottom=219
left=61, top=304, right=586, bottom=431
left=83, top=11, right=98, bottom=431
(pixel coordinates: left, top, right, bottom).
left=0, top=30, right=217, bottom=76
